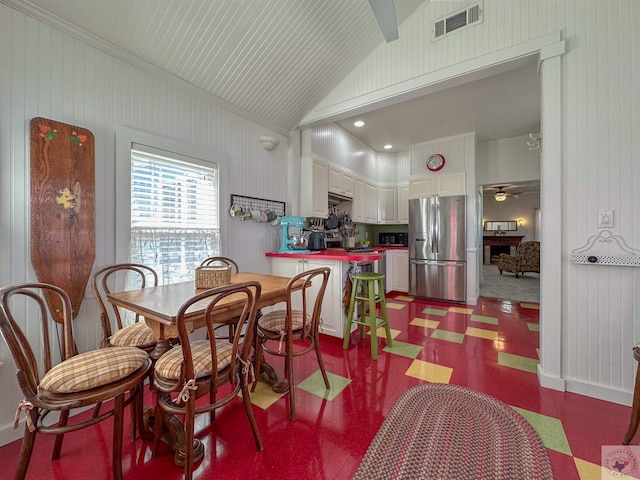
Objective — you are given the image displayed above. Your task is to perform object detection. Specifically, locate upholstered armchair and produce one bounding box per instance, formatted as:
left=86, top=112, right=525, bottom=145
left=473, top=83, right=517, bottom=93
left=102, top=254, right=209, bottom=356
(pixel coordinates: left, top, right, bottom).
left=497, top=241, right=540, bottom=278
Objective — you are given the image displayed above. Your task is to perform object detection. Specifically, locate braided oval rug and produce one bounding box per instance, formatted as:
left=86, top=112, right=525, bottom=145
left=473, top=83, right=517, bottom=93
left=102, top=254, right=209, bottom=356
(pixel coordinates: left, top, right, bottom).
left=354, top=384, right=553, bottom=480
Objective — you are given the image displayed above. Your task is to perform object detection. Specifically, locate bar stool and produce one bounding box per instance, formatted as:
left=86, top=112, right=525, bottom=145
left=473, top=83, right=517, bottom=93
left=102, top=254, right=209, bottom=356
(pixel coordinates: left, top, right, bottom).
left=343, top=271, right=392, bottom=359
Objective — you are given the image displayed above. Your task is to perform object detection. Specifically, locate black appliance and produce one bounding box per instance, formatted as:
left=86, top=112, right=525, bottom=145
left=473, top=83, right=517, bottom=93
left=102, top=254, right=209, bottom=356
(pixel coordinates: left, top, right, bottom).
left=378, top=232, right=408, bottom=246
left=308, top=231, right=327, bottom=250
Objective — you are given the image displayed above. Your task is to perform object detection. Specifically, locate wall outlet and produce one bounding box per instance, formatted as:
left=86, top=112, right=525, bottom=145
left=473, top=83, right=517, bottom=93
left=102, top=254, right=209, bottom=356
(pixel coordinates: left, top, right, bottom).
left=365, top=232, right=368, bottom=239
left=598, top=210, right=614, bottom=228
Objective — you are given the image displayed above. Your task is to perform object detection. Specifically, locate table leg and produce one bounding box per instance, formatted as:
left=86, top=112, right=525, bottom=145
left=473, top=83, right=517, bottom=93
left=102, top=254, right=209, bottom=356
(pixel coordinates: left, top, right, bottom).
left=252, top=309, right=289, bottom=393
left=143, top=406, right=204, bottom=467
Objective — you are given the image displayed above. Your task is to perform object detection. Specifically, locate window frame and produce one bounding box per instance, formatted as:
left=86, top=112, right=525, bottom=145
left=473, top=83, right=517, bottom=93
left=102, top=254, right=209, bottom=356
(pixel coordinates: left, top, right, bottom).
left=115, top=126, right=227, bottom=267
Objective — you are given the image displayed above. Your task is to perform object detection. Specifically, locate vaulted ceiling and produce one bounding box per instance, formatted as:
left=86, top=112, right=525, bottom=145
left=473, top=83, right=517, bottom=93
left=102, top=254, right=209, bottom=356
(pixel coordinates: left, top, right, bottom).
left=22, top=0, right=426, bottom=133
left=18, top=0, right=540, bottom=154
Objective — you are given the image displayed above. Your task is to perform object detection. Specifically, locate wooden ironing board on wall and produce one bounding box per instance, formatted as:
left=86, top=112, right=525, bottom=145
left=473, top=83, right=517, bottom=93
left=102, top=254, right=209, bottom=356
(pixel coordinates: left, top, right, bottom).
left=30, top=117, right=95, bottom=320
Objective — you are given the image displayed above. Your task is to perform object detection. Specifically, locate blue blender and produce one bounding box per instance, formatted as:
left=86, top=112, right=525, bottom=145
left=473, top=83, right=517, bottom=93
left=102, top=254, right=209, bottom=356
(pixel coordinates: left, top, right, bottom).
left=278, top=216, right=310, bottom=253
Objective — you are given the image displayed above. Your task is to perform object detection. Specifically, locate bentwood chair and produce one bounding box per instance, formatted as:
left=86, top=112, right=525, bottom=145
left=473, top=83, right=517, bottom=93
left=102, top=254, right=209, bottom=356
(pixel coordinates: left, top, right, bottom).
left=152, top=281, right=263, bottom=480
left=0, top=282, right=151, bottom=480
left=252, top=267, right=331, bottom=420
left=624, top=342, right=640, bottom=444
left=92, top=263, right=158, bottom=352
left=200, top=256, right=240, bottom=340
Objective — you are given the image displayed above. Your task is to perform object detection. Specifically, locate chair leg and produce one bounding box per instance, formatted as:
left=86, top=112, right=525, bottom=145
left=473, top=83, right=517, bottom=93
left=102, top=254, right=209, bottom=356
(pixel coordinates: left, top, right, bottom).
left=182, top=397, right=196, bottom=480
left=313, top=335, right=330, bottom=389
left=251, top=336, right=263, bottom=392
left=240, top=380, right=264, bottom=451
left=624, top=361, right=640, bottom=444
left=152, top=402, right=165, bottom=456
left=15, top=419, right=37, bottom=480
left=286, top=337, right=296, bottom=421
left=52, top=409, right=70, bottom=459
left=112, top=394, right=125, bottom=480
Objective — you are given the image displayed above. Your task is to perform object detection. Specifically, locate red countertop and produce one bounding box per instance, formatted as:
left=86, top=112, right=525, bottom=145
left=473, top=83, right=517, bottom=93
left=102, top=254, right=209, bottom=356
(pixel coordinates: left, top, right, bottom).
left=266, top=248, right=382, bottom=262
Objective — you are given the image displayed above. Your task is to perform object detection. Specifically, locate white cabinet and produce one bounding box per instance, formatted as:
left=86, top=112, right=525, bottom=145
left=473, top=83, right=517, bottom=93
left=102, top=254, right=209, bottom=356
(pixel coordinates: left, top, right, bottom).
left=409, top=172, right=465, bottom=198
left=364, top=182, right=378, bottom=223
left=301, top=155, right=329, bottom=218
left=397, top=183, right=409, bottom=224
left=270, top=257, right=345, bottom=338
left=378, top=186, right=397, bottom=224
left=390, top=250, right=409, bottom=292
left=328, top=166, right=354, bottom=198
left=352, top=177, right=365, bottom=222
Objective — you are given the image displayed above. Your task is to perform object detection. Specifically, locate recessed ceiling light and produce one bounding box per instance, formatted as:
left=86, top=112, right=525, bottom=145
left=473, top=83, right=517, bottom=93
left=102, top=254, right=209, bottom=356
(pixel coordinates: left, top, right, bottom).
left=383, top=144, right=393, bottom=149
left=354, top=120, right=365, bottom=127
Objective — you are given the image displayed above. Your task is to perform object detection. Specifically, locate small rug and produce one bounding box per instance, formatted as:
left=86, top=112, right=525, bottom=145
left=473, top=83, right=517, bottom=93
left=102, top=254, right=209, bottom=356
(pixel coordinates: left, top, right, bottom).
left=354, top=384, right=553, bottom=479
left=480, top=264, right=540, bottom=303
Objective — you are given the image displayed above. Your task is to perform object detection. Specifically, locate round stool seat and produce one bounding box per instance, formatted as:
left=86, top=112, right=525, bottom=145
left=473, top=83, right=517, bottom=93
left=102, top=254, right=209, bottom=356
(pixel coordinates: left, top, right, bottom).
left=343, top=271, right=392, bottom=360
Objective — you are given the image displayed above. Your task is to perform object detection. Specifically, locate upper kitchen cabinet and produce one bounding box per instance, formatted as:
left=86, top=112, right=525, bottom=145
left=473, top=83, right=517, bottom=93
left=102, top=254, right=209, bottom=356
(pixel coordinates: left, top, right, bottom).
left=364, top=181, right=378, bottom=224
left=397, top=183, right=409, bottom=224
left=328, top=165, right=354, bottom=198
left=352, top=177, right=365, bottom=222
left=378, top=185, right=397, bottom=224
left=409, top=172, right=466, bottom=198
left=301, top=154, right=329, bottom=218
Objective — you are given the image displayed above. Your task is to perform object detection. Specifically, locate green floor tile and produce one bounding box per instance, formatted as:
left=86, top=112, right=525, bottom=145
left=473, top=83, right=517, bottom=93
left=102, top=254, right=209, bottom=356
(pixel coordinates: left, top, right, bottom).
left=498, top=351, right=539, bottom=373
left=512, top=407, right=573, bottom=456
left=383, top=340, right=423, bottom=359
left=422, top=307, right=448, bottom=316
left=528, top=322, right=540, bottom=332
left=297, top=370, right=350, bottom=401
left=431, top=329, right=465, bottom=344
left=470, top=314, right=498, bottom=325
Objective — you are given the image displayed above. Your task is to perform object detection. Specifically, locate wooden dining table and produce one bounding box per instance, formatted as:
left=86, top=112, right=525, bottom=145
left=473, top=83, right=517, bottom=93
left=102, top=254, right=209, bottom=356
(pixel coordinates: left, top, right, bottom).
left=107, top=272, right=296, bottom=358
left=106, top=272, right=298, bottom=465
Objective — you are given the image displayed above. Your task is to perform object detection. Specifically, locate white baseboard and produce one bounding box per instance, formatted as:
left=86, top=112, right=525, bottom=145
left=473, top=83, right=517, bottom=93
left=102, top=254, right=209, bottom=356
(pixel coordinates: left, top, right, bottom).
left=565, top=379, right=633, bottom=407
left=537, top=365, right=566, bottom=391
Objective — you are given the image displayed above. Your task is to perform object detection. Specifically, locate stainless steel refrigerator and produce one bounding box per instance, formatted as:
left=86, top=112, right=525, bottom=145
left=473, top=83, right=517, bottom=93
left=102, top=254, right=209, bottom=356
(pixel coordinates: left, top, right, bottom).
left=408, top=195, right=466, bottom=302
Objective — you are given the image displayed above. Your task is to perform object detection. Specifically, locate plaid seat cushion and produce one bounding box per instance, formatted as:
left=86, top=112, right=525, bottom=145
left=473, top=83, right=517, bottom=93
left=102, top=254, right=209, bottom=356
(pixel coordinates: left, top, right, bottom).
left=154, top=340, right=234, bottom=381
left=258, top=310, right=309, bottom=333
left=109, top=321, right=155, bottom=348
left=39, top=347, right=148, bottom=394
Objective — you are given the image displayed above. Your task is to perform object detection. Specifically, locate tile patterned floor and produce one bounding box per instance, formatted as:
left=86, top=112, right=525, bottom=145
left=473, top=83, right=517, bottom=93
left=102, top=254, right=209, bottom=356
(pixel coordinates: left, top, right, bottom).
left=0, top=293, right=634, bottom=479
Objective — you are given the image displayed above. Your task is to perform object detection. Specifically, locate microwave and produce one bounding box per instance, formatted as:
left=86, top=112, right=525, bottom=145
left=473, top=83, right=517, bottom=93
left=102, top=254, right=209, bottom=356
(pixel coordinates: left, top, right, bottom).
left=378, top=232, right=408, bottom=246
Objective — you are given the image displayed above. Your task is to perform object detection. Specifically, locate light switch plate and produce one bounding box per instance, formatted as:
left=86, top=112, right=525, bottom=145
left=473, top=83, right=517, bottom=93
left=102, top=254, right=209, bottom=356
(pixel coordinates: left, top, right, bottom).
left=598, top=210, right=614, bottom=228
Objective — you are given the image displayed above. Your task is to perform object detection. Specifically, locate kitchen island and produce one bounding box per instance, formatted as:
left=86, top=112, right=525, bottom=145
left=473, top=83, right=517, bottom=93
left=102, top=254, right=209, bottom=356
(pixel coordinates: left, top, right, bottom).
left=266, top=248, right=382, bottom=338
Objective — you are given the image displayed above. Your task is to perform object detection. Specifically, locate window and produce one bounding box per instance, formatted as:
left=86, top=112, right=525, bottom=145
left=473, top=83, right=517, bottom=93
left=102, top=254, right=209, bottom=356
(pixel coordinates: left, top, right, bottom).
left=130, top=144, right=220, bottom=284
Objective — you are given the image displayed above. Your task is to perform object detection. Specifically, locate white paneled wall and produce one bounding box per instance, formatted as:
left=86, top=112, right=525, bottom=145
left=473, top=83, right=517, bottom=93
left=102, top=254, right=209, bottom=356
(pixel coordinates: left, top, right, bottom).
left=0, top=4, right=287, bottom=445
left=308, top=0, right=640, bottom=405
left=314, top=0, right=560, bottom=111
left=476, top=135, right=541, bottom=186
left=301, top=124, right=377, bottom=181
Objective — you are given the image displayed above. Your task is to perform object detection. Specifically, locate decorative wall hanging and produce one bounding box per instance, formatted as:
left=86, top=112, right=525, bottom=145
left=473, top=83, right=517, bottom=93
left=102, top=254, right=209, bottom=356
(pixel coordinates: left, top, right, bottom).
left=30, top=118, right=95, bottom=320
left=570, top=230, right=640, bottom=267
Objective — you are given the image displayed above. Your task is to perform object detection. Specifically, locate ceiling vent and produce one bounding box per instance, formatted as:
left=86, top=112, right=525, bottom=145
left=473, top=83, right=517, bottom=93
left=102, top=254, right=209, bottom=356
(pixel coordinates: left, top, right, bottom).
left=433, top=2, right=483, bottom=40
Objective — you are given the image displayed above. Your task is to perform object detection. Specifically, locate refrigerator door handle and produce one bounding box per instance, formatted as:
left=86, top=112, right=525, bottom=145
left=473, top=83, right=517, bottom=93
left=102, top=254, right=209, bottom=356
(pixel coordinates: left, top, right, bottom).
left=431, top=201, right=438, bottom=254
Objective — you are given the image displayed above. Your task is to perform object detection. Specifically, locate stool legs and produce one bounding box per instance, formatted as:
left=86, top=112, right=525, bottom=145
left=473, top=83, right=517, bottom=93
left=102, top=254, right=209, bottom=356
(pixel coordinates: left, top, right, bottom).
left=343, top=275, right=392, bottom=360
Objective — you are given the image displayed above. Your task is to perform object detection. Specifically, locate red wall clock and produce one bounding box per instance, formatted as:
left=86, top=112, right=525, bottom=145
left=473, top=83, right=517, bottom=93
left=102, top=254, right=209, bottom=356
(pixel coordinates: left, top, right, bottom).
left=426, top=153, right=445, bottom=172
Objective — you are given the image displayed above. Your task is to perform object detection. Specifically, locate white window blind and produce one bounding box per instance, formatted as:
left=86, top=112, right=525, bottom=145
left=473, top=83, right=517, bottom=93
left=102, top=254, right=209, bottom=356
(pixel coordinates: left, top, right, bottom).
left=130, top=144, right=220, bottom=284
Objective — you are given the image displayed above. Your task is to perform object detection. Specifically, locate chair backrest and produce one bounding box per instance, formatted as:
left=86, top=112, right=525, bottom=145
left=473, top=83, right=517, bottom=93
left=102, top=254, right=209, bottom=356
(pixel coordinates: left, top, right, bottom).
left=285, top=267, right=331, bottom=339
left=0, top=283, right=76, bottom=400
left=91, top=263, right=158, bottom=347
left=200, top=256, right=240, bottom=273
left=174, top=281, right=261, bottom=384
left=516, top=241, right=540, bottom=259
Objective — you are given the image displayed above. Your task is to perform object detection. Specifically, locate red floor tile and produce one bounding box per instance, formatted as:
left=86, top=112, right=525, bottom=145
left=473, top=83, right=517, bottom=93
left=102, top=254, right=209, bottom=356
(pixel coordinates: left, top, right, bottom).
left=0, top=294, right=632, bottom=479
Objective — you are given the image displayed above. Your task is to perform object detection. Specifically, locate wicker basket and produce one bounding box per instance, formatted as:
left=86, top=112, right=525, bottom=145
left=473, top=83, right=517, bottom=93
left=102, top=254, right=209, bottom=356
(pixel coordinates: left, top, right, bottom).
left=195, top=265, right=232, bottom=289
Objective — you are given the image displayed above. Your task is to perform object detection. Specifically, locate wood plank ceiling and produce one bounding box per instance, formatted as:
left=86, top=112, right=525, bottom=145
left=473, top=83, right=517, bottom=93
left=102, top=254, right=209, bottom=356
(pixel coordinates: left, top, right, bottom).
left=21, top=0, right=427, bottom=133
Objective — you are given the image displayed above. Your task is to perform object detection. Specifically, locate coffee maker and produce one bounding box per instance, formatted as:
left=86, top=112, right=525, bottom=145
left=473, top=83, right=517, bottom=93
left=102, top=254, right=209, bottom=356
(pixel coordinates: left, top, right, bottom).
left=278, top=216, right=309, bottom=253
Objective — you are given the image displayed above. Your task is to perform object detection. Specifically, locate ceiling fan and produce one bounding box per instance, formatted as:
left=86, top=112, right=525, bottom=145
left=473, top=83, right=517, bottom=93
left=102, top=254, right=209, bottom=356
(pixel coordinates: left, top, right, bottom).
left=487, top=185, right=521, bottom=202
left=368, top=0, right=399, bottom=42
